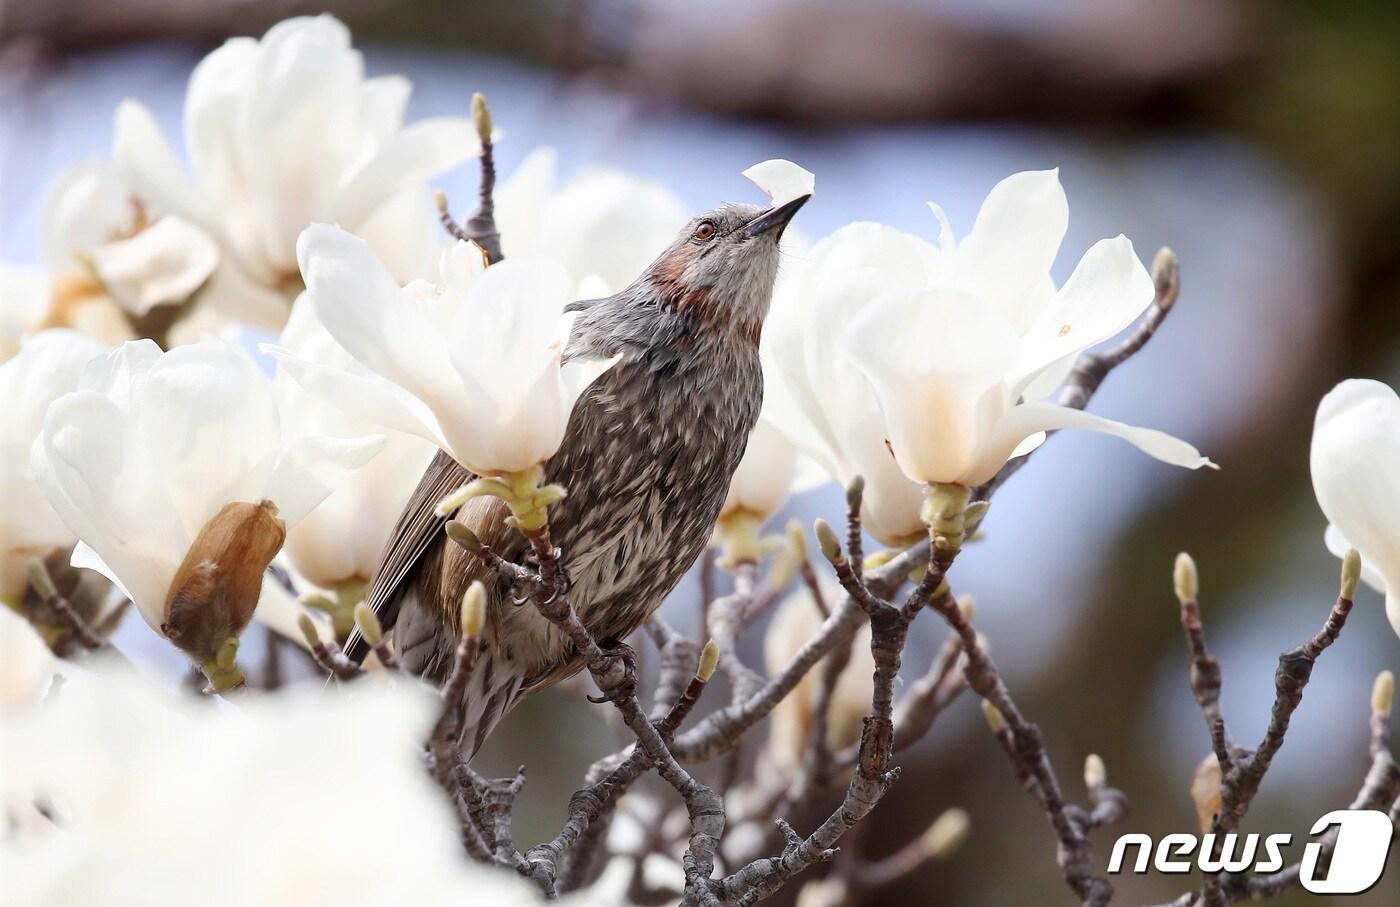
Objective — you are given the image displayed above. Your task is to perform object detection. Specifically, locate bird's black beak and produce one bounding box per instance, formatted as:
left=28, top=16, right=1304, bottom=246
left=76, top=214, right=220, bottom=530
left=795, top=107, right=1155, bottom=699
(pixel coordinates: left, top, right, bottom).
left=741, top=194, right=810, bottom=240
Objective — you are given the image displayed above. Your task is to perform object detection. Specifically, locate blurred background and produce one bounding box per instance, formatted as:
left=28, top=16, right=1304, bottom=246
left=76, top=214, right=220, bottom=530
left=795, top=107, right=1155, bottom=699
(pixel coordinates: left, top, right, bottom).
left=3, top=1, right=1398, bottom=903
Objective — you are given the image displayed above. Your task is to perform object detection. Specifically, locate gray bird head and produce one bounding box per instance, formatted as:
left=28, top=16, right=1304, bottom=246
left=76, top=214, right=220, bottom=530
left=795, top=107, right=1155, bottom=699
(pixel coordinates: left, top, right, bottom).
left=637, top=194, right=810, bottom=340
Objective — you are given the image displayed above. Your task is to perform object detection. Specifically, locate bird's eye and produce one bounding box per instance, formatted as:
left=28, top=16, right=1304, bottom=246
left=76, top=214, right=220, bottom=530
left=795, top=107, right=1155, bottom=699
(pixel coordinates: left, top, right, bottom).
left=693, top=221, right=717, bottom=242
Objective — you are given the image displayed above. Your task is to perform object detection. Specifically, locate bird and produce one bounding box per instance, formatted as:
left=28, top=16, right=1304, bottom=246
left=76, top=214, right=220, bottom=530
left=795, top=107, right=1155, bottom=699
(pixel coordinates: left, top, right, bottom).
left=347, top=192, right=810, bottom=755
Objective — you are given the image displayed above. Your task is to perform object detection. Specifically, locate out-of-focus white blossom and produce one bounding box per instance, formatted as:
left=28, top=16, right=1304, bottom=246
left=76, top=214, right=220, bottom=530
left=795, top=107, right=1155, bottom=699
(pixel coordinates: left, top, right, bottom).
left=0, top=669, right=546, bottom=905
left=0, top=330, right=108, bottom=601
left=0, top=160, right=218, bottom=357
left=273, top=297, right=437, bottom=590
left=1311, top=378, right=1400, bottom=638
left=30, top=339, right=382, bottom=671
left=281, top=225, right=616, bottom=477
left=742, top=159, right=816, bottom=208
left=113, top=15, right=474, bottom=330
left=43, top=160, right=219, bottom=318
left=0, top=606, right=56, bottom=708
left=764, top=583, right=873, bottom=770
left=764, top=170, right=1212, bottom=542
left=495, top=148, right=687, bottom=295
left=720, top=415, right=799, bottom=525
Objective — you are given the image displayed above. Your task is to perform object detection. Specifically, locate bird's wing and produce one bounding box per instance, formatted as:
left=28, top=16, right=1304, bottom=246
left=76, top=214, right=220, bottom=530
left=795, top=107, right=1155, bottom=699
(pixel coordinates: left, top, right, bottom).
left=344, top=449, right=472, bottom=664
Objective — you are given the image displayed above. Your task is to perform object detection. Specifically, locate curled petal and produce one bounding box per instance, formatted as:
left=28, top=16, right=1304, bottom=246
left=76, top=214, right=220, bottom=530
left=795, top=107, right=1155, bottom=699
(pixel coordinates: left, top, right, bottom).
left=742, top=159, right=815, bottom=207
left=969, top=401, right=1216, bottom=488
left=1011, top=235, right=1155, bottom=399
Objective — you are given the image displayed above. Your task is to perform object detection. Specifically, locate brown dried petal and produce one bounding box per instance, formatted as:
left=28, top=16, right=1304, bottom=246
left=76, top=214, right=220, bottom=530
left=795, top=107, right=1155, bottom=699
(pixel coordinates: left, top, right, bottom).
left=162, top=500, right=285, bottom=663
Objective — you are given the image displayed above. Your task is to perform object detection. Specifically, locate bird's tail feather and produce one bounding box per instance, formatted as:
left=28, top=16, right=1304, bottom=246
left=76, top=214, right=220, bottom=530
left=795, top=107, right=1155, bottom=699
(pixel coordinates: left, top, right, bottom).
left=456, top=648, right=527, bottom=757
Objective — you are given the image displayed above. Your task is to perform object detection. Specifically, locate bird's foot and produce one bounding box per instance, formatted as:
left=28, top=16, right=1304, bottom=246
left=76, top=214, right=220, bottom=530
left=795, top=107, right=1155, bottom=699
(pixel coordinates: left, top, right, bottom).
left=521, top=547, right=570, bottom=604
left=587, top=638, right=638, bottom=704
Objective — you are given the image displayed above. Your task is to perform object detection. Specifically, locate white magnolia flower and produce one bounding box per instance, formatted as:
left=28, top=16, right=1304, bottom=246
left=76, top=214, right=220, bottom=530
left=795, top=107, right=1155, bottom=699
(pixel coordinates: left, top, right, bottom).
left=720, top=415, right=800, bottom=525
left=0, top=330, right=108, bottom=602
left=113, top=14, right=474, bottom=330
left=30, top=338, right=382, bottom=671
left=1311, top=379, right=1400, bottom=638
left=281, top=224, right=616, bottom=477
left=273, top=296, right=437, bottom=590
left=0, top=669, right=546, bottom=905
left=44, top=159, right=219, bottom=319
left=495, top=148, right=687, bottom=295
left=764, top=582, right=873, bottom=770
left=765, top=170, right=1213, bottom=542
left=0, top=160, right=217, bottom=356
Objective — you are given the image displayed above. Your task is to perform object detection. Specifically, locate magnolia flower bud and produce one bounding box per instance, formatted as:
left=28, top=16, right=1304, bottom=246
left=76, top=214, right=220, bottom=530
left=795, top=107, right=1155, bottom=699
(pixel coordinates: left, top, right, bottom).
left=298, top=613, right=322, bottom=649
left=1373, top=671, right=1395, bottom=717
left=922, top=808, right=971, bottom=859
left=786, top=519, right=807, bottom=562
left=813, top=519, right=841, bottom=564
left=698, top=640, right=720, bottom=683
left=981, top=700, right=1005, bottom=733
left=1340, top=548, right=1362, bottom=601
left=1084, top=753, right=1107, bottom=790
left=354, top=602, right=383, bottom=646
left=1173, top=552, right=1198, bottom=602
left=461, top=582, right=487, bottom=639
left=1189, top=753, right=1222, bottom=834
left=471, top=92, right=493, bottom=145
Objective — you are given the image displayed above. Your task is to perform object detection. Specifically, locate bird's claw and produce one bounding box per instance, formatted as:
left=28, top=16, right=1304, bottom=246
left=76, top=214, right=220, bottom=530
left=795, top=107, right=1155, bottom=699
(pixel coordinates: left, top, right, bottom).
left=586, top=639, right=638, bottom=704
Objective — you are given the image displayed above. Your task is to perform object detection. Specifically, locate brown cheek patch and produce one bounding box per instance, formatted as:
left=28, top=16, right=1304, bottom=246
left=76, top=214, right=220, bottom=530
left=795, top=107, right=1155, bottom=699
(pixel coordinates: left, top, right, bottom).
left=654, top=246, right=761, bottom=346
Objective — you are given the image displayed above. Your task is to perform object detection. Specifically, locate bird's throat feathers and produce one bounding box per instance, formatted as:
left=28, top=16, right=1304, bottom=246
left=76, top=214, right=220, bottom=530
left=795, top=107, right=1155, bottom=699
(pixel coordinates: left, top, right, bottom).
left=651, top=245, right=763, bottom=346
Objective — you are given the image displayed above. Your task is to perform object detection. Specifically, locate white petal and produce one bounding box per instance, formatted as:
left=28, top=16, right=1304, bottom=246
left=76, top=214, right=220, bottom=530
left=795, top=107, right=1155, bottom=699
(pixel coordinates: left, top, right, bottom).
left=89, top=216, right=220, bottom=316
left=33, top=390, right=183, bottom=626
left=263, top=433, right=385, bottom=527
left=742, top=159, right=815, bottom=207
left=181, top=36, right=258, bottom=212
left=135, top=340, right=283, bottom=540
left=955, top=169, right=1068, bottom=331
left=842, top=288, right=1019, bottom=486
left=332, top=118, right=478, bottom=230
left=926, top=202, right=956, bottom=254
left=252, top=573, right=318, bottom=649
left=41, top=160, right=136, bottom=271
left=70, top=541, right=133, bottom=604
left=494, top=148, right=559, bottom=261
left=262, top=342, right=447, bottom=449
left=722, top=417, right=798, bottom=520
left=1011, top=235, right=1155, bottom=397
left=1310, top=379, right=1400, bottom=623
left=966, top=401, right=1216, bottom=488
left=112, top=100, right=204, bottom=228
left=297, top=224, right=457, bottom=409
